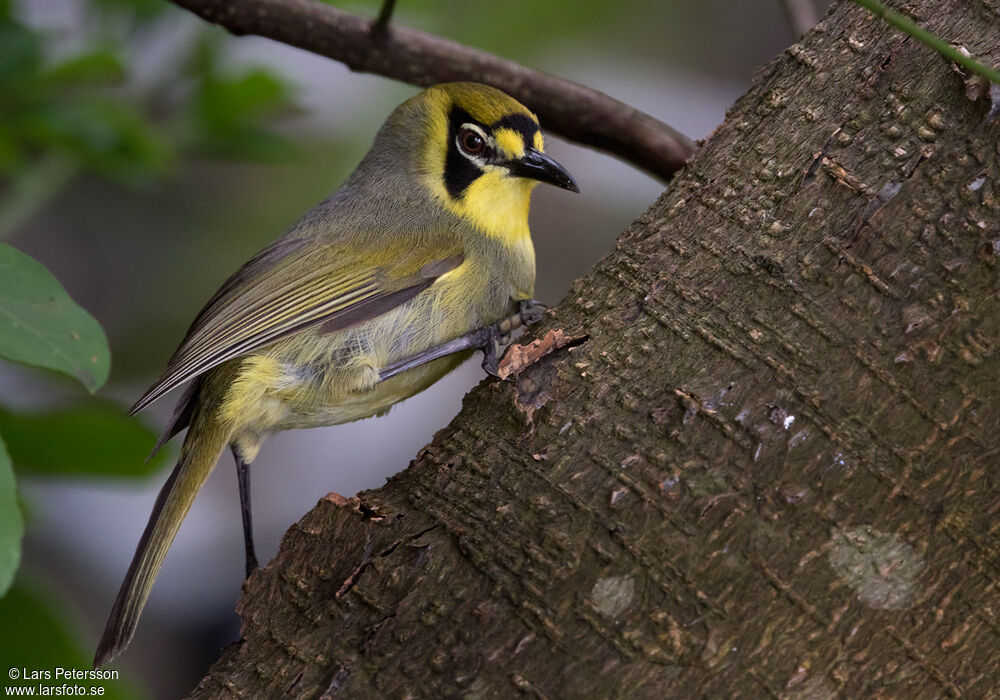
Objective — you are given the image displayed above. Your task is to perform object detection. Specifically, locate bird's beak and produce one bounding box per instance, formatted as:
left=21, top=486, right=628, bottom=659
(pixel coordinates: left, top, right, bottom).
left=508, top=148, right=580, bottom=193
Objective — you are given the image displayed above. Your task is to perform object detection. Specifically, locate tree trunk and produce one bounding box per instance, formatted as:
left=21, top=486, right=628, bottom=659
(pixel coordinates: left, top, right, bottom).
left=191, top=1, right=1000, bottom=697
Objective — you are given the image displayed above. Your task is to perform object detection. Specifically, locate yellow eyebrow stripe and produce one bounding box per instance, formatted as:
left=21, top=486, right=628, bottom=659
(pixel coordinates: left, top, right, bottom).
left=494, top=128, right=526, bottom=159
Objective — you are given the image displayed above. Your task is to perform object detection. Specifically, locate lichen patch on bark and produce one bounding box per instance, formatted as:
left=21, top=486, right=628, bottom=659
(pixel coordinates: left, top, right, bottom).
left=828, top=526, right=925, bottom=610
left=590, top=576, right=635, bottom=619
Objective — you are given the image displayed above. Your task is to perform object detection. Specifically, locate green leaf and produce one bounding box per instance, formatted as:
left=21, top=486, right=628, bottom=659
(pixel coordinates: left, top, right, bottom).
left=17, top=100, right=173, bottom=181
left=0, top=434, right=22, bottom=596
left=0, top=243, right=110, bottom=392
left=0, top=128, right=23, bottom=173
left=0, top=578, right=146, bottom=698
left=0, top=20, right=42, bottom=93
left=0, top=401, right=167, bottom=478
left=191, top=68, right=296, bottom=160
left=197, top=70, right=292, bottom=129
left=89, top=0, right=166, bottom=21
left=0, top=155, right=78, bottom=239
left=195, top=124, right=296, bottom=161
left=43, top=49, right=126, bottom=86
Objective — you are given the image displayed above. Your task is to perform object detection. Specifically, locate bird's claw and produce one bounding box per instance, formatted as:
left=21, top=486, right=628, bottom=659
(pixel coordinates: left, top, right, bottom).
left=479, top=299, right=548, bottom=378
left=519, top=299, right=548, bottom=326
left=481, top=325, right=503, bottom=377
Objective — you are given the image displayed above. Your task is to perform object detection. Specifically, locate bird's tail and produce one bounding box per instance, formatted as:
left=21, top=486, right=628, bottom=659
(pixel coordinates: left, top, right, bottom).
left=94, top=401, right=231, bottom=668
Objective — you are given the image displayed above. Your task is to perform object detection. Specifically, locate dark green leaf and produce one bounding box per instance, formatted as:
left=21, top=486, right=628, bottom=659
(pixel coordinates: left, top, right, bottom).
left=17, top=100, right=173, bottom=180
left=89, top=0, right=165, bottom=21
left=43, top=49, right=126, bottom=86
left=0, top=21, right=42, bottom=92
left=191, top=69, right=296, bottom=160
left=0, top=155, right=78, bottom=238
left=0, top=579, right=146, bottom=698
left=0, top=401, right=167, bottom=478
left=0, top=243, right=110, bottom=392
left=194, top=125, right=296, bottom=161
left=0, top=129, right=21, bottom=172
left=0, top=435, right=21, bottom=596
left=197, top=70, right=292, bottom=129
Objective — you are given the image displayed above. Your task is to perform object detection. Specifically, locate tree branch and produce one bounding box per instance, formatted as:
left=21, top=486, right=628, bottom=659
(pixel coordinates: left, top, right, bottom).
left=168, top=0, right=695, bottom=181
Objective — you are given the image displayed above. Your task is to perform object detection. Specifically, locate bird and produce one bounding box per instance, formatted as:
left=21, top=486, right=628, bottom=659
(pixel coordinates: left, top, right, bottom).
left=93, top=82, right=578, bottom=667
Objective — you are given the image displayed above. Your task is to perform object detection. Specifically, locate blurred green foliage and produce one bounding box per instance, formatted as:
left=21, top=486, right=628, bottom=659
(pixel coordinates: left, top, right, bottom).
left=0, top=7, right=168, bottom=183
left=332, top=0, right=625, bottom=57
left=0, top=577, right=143, bottom=698
left=0, top=0, right=298, bottom=234
left=185, top=38, right=296, bottom=159
left=0, top=438, right=20, bottom=595
left=0, top=0, right=302, bottom=689
left=0, top=401, right=167, bottom=477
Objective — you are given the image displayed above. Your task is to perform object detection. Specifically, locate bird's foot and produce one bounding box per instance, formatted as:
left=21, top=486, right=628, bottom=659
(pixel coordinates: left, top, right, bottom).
left=480, top=299, right=548, bottom=378
left=377, top=300, right=549, bottom=382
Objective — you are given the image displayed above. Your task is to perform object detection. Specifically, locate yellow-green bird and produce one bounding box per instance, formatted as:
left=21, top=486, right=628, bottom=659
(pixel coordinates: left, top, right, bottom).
left=94, top=82, right=578, bottom=667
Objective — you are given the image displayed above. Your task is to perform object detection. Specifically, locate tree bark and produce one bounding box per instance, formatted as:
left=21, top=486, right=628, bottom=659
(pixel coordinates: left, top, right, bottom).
left=191, top=1, right=1000, bottom=697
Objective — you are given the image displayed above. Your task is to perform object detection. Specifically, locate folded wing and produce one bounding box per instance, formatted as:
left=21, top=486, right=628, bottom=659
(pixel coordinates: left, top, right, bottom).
left=130, top=234, right=464, bottom=414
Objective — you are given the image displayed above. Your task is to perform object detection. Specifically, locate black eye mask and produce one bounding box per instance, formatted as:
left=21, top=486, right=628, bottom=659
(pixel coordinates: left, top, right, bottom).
left=443, top=106, right=540, bottom=199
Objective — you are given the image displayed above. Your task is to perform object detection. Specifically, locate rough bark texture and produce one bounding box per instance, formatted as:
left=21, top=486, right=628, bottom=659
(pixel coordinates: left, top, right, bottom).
left=191, top=1, right=1000, bottom=697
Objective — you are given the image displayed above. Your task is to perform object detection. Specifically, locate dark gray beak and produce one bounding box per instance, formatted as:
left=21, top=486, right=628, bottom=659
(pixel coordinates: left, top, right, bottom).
left=508, top=148, right=580, bottom=193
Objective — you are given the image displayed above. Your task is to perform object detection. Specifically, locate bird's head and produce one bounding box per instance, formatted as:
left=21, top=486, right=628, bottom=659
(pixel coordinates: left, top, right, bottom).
left=395, top=82, right=579, bottom=242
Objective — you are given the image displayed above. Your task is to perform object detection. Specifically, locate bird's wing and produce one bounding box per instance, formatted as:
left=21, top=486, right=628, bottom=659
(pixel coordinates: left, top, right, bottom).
left=130, top=234, right=464, bottom=414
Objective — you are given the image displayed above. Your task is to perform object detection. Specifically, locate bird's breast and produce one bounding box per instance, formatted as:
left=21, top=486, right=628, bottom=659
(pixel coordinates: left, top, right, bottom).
left=224, top=234, right=535, bottom=432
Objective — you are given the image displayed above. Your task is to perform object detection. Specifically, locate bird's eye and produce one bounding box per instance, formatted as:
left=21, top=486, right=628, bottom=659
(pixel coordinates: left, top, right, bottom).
left=458, top=128, right=486, bottom=156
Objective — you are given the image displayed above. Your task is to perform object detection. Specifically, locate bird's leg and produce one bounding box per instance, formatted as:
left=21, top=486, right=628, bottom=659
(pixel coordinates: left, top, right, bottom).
left=378, top=299, right=548, bottom=382
left=232, top=447, right=258, bottom=579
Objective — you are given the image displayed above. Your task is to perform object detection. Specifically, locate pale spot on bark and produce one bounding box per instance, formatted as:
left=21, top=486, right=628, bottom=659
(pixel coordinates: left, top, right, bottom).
left=591, top=576, right=635, bottom=619
left=828, top=526, right=924, bottom=610
left=786, top=675, right=838, bottom=700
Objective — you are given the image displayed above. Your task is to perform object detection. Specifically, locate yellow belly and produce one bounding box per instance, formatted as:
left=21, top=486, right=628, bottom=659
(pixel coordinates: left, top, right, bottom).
left=276, top=350, right=471, bottom=428
left=215, top=240, right=530, bottom=462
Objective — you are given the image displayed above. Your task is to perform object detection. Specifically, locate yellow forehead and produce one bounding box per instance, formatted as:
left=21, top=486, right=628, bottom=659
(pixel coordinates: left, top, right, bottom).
left=494, top=128, right=546, bottom=158
left=494, top=128, right=526, bottom=159
left=431, top=82, right=538, bottom=126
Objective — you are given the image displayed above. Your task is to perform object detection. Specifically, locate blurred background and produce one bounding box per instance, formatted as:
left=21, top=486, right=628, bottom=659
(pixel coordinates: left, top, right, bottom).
left=0, top=0, right=829, bottom=696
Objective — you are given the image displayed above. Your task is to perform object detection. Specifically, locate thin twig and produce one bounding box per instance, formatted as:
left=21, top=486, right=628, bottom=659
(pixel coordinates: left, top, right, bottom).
left=169, top=0, right=695, bottom=181
left=370, top=0, right=397, bottom=39
left=849, top=0, right=1000, bottom=85
left=779, top=0, right=820, bottom=38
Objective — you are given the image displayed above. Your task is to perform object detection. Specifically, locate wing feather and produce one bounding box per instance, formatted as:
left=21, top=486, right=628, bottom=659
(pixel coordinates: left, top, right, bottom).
left=130, top=235, right=463, bottom=415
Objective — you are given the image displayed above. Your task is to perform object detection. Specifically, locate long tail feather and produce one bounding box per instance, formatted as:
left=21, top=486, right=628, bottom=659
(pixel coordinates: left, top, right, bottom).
left=94, top=404, right=230, bottom=668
